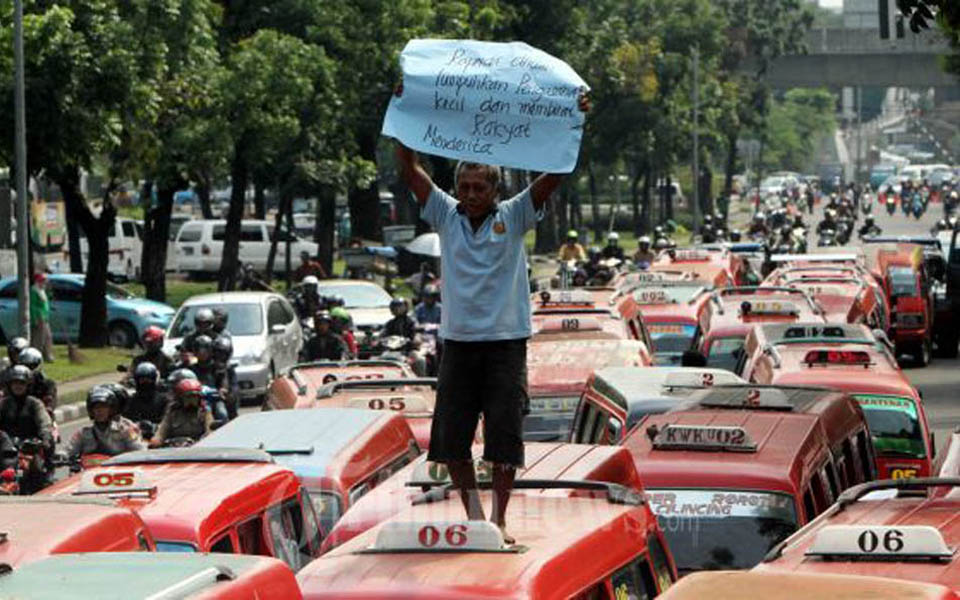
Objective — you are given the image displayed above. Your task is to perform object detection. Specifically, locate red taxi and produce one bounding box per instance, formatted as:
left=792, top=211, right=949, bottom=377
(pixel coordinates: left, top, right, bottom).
left=570, top=366, right=746, bottom=445
left=304, top=377, right=438, bottom=448
left=622, top=398, right=875, bottom=574
left=741, top=322, right=934, bottom=479
left=266, top=359, right=415, bottom=410
left=197, top=408, right=421, bottom=538
left=869, top=244, right=935, bottom=365
left=0, top=497, right=155, bottom=567
left=299, top=480, right=677, bottom=599
left=695, top=287, right=825, bottom=374
left=758, top=477, right=960, bottom=593
left=763, top=266, right=888, bottom=328
left=533, top=288, right=655, bottom=348
left=41, top=447, right=322, bottom=572
left=650, top=247, right=747, bottom=287
left=0, top=552, right=303, bottom=600
left=660, top=570, right=960, bottom=600
left=322, top=442, right=645, bottom=553
left=609, top=281, right=712, bottom=365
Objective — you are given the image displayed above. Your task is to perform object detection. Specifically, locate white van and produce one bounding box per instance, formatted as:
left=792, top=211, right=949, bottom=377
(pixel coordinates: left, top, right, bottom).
left=58, top=217, right=143, bottom=281
left=174, top=219, right=319, bottom=278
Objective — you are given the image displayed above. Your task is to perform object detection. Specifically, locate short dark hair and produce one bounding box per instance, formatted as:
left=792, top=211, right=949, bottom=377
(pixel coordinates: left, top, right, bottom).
left=454, top=161, right=501, bottom=191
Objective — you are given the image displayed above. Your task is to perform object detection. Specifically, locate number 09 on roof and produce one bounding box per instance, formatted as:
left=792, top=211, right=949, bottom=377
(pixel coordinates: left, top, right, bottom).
left=651, top=424, right=757, bottom=452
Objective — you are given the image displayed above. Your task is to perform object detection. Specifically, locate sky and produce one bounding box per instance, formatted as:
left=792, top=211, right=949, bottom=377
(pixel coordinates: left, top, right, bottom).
left=818, top=0, right=843, bottom=9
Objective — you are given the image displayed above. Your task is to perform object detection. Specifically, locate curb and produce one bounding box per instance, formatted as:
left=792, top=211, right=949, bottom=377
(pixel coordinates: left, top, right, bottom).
left=54, top=404, right=85, bottom=424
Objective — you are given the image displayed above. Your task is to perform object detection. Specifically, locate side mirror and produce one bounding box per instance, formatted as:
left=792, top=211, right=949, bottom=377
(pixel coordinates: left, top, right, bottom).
left=116, top=364, right=128, bottom=373
left=270, top=324, right=286, bottom=335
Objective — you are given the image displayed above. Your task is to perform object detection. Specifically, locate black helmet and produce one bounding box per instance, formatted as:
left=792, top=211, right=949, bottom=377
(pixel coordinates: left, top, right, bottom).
left=213, top=336, right=233, bottom=362
left=729, top=229, right=742, bottom=242
left=5, top=364, right=31, bottom=386
left=7, top=337, right=28, bottom=363
left=194, top=308, right=214, bottom=330
left=18, top=347, right=42, bottom=372
left=865, top=215, right=875, bottom=224
left=193, top=334, right=213, bottom=356
left=86, top=385, right=118, bottom=419
left=389, top=297, right=408, bottom=316
left=315, top=311, right=333, bottom=325
left=167, top=368, right=198, bottom=386
left=704, top=214, right=713, bottom=224
left=133, top=362, right=159, bottom=390
left=212, top=307, right=228, bottom=330
left=588, top=246, right=601, bottom=260
left=423, top=284, right=440, bottom=299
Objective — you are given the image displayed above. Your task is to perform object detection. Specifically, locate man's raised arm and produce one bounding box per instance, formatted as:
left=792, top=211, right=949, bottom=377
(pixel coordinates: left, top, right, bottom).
left=530, top=174, right=564, bottom=211
left=395, top=142, right=434, bottom=207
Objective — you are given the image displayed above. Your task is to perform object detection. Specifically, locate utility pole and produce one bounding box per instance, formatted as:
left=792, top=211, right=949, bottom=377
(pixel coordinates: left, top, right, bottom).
left=855, top=86, right=862, bottom=185
left=691, top=46, right=701, bottom=233
left=14, top=0, right=30, bottom=341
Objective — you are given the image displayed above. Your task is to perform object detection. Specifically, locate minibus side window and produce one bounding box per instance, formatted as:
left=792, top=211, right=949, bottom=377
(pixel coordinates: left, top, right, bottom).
left=300, top=490, right=323, bottom=556
left=822, top=463, right=839, bottom=502
left=611, top=558, right=658, bottom=600
left=237, top=516, right=268, bottom=556
left=648, top=535, right=675, bottom=592
left=210, top=533, right=235, bottom=554
left=580, top=405, right=601, bottom=445
left=573, top=582, right=611, bottom=600
left=802, top=488, right=816, bottom=522
left=856, top=430, right=876, bottom=480
left=265, top=500, right=312, bottom=572
left=810, top=473, right=828, bottom=514
left=840, top=439, right=857, bottom=486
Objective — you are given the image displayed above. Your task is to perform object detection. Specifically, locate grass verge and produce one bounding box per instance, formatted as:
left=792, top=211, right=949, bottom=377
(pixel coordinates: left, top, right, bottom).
left=44, top=345, right=134, bottom=383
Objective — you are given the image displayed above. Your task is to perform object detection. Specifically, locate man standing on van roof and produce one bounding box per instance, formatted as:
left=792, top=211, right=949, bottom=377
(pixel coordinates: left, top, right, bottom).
left=393, top=94, right=587, bottom=544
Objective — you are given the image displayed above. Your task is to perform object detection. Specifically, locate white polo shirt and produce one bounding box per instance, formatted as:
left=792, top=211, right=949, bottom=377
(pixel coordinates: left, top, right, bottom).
left=421, top=185, right=539, bottom=342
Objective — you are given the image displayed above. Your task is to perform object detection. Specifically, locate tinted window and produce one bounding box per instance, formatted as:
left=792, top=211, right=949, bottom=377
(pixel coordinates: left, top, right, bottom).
left=0, top=283, right=16, bottom=299
left=648, top=323, right=697, bottom=356
left=135, top=222, right=144, bottom=239
left=170, top=303, right=263, bottom=337
left=241, top=224, right=264, bottom=242
left=610, top=558, right=658, bottom=600
left=648, top=535, right=675, bottom=593
left=156, top=541, right=197, bottom=552
left=267, top=301, right=288, bottom=328
left=210, top=534, right=234, bottom=554
left=648, top=489, right=798, bottom=574
left=50, top=282, right=83, bottom=302
left=317, top=283, right=391, bottom=309
left=212, top=225, right=226, bottom=241
left=888, top=267, right=918, bottom=298
left=522, top=396, right=580, bottom=442
left=122, top=221, right=136, bottom=237
left=706, top=336, right=746, bottom=372
left=178, top=225, right=202, bottom=243
left=855, top=395, right=926, bottom=459
left=236, top=517, right=267, bottom=556
left=279, top=299, right=296, bottom=323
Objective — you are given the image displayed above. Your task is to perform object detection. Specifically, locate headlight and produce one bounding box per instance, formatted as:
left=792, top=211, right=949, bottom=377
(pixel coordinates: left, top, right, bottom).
left=896, top=313, right=924, bottom=327
left=237, top=351, right=266, bottom=366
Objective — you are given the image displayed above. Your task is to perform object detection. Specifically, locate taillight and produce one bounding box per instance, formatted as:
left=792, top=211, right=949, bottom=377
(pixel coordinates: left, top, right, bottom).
left=202, top=244, right=211, bottom=255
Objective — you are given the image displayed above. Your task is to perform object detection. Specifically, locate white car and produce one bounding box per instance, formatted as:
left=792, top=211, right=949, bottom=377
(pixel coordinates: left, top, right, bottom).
left=57, top=217, right=143, bottom=281
left=173, top=219, right=318, bottom=278
left=163, top=291, right=302, bottom=402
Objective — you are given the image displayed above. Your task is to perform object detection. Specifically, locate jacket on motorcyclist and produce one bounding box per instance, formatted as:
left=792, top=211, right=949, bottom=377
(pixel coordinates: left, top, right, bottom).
left=296, top=276, right=323, bottom=320
left=180, top=308, right=217, bottom=354
left=151, top=378, right=212, bottom=447
left=131, top=326, right=174, bottom=378
left=212, top=336, right=238, bottom=420
left=601, top=232, right=625, bottom=261
left=189, top=335, right=222, bottom=389
left=0, top=430, right=16, bottom=472
left=293, top=250, right=327, bottom=282
left=0, top=365, right=53, bottom=449
left=302, top=312, right=347, bottom=361
left=557, top=230, right=586, bottom=262
left=817, top=210, right=837, bottom=235
left=211, top=308, right=231, bottom=339
left=18, top=347, right=57, bottom=412
left=65, top=385, right=146, bottom=460
left=583, top=246, right=604, bottom=278
left=858, top=216, right=882, bottom=239
left=748, top=213, right=768, bottom=236
left=382, top=298, right=419, bottom=353
left=122, top=362, right=169, bottom=425
left=329, top=308, right=357, bottom=359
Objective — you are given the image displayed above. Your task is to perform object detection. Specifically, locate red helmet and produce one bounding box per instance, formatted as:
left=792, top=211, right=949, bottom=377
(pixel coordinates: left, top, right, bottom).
left=142, top=326, right=165, bottom=347
left=174, top=378, right=203, bottom=399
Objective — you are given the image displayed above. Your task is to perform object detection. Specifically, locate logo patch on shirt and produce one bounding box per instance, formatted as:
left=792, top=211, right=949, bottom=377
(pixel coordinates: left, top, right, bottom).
left=493, top=221, right=506, bottom=234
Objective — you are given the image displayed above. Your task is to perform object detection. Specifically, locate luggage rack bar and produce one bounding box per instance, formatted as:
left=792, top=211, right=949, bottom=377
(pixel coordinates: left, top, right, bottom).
left=408, top=479, right=645, bottom=507
left=316, top=378, right=438, bottom=399
left=143, top=565, right=237, bottom=600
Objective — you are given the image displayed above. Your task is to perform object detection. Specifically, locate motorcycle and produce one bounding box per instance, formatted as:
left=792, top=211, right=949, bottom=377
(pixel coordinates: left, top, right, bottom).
left=818, top=229, right=838, bottom=248
left=913, top=195, right=925, bottom=219
left=886, top=197, right=897, bottom=216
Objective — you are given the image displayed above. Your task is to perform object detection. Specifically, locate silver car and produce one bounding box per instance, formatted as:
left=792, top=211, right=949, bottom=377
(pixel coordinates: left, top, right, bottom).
left=163, top=291, right=302, bottom=402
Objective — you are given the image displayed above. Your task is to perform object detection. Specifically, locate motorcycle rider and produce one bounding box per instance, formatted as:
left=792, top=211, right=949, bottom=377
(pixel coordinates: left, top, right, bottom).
left=238, top=262, right=273, bottom=292
left=383, top=297, right=418, bottom=342
left=189, top=335, right=219, bottom=388
left=293, top=250, right=327, bottom=282
left=557, top=230, right=586, bottom=262
left=817, top=209, right=838, bottom=235
left=150, top=378, right=212, bottom=447
left=301, top=311, right=347, bottom=361
left=295, top=275, right=323, bottom=321
left=131, top=326, right=173, bottom=378
left=121, top=362, right=168, bottom=439
left=330, top=308, right=358, bottom=359
left=64, top=385, right=145, bottom=461
left=2, top=337, right=29, bottom=375
left=212, top=336, right=238, bottom=420
left=748, top=213, right=768, bottom=238
left=632, top=236, right=656, bottom=266
left=601, top=232, right=625, bottom=261
left=18, top=348, right=57, bottom=415
left=180, top=308, right=216, bottom=354
left=0, top=365, right=54, bottom=486
left=414, top=284, right=442, bottom=326
left=858, top=215, right=882, bottom=239
left=700, top=214, right=715, bottom=242
left=211, top=307, right=231, bottom=339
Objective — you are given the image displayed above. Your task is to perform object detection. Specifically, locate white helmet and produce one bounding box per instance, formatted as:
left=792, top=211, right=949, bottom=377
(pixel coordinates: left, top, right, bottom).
left=607, top=232, right=620, bottom=242
left=302, top=275, right=320, bottom=286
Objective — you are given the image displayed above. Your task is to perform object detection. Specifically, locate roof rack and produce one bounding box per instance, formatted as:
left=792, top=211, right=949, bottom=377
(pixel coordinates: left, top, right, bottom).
left=144, top=565, right=237, bottom=600
left=0, top=496, right=116, bottom=507
left=409, top=479, right=644, bottom=507
left=286, top=359, right=408, bottom=394
left=715, top=286, right=821, bottom=315
left=316, top=377, right=438, bottom=399
left=103, top=447, right=273, bottom=466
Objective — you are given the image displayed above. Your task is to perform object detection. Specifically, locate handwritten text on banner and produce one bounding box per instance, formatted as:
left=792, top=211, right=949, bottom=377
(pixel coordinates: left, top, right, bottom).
left=382, top=39, right=589, bottom=173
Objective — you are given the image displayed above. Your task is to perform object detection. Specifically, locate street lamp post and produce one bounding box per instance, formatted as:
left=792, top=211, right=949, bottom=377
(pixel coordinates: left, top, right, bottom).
left=13, top=0, right=30, bottom=340
left=691, top=46, right=701, bottom=233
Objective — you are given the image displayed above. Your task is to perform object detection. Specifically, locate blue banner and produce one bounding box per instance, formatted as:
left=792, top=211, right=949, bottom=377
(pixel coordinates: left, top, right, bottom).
left=382, top=39, right=589, bottom=174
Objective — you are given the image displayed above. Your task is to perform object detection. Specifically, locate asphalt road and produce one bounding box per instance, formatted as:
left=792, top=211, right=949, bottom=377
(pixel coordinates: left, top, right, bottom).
left=54, top=194, right=960, bottom=464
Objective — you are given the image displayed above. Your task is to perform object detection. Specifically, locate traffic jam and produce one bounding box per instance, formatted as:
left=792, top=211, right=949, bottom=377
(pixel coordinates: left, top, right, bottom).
left=3, top=230, right=959, bottom=599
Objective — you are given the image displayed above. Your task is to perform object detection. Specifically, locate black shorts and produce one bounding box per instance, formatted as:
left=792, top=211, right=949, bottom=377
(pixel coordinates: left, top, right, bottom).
left=427, top=338, right=527, bottom=468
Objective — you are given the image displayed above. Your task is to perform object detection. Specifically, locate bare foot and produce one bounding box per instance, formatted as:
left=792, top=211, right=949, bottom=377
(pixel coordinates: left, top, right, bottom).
left=496, top=523, right=515, bottom=545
